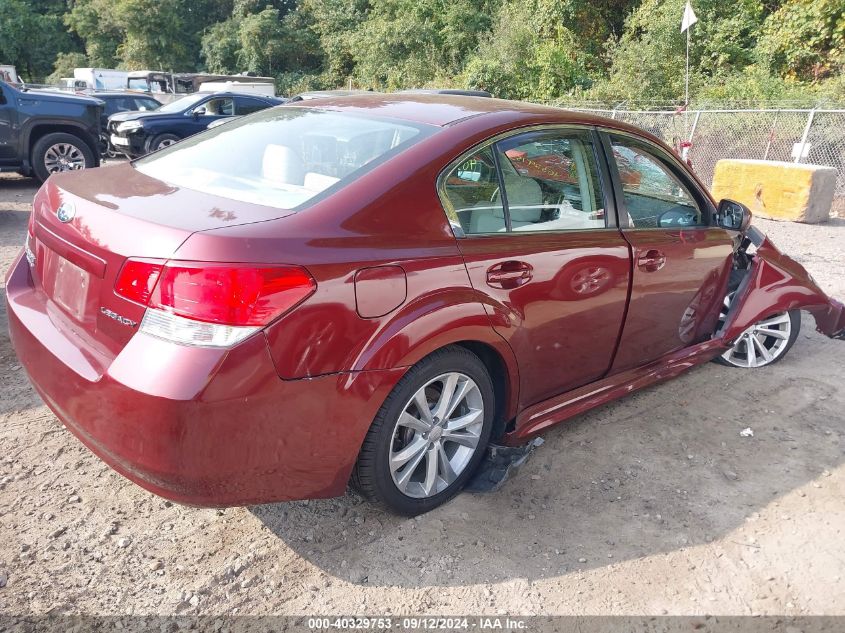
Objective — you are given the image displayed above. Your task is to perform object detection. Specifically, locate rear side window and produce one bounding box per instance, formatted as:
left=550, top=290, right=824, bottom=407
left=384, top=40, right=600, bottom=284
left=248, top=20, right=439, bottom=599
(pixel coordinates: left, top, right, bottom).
left=495, top=131, right=604, bottom=232
left=134, top=108, right=434, bottom=210
left=236, top=97, right=270, bottom=115
left=441, top=147, right=506, bottom=234
left=442, top=128, right=605, bottom=235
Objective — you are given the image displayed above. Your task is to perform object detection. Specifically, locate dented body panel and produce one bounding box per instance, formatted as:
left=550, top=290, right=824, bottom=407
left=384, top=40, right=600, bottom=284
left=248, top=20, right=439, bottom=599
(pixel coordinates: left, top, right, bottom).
left=721, top=227, right=845, bottom=341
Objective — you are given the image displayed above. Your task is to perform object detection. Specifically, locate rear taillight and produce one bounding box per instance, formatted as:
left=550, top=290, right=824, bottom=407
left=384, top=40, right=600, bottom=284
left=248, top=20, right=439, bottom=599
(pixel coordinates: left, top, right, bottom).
left=114, top=259, right=316, bottom=348
left=114, top=259, right=163, bottom=305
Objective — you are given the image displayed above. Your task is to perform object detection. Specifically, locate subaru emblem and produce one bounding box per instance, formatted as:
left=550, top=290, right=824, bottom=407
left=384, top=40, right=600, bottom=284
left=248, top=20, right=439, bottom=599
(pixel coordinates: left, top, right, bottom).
left=56, top=202, right=76, bottom=223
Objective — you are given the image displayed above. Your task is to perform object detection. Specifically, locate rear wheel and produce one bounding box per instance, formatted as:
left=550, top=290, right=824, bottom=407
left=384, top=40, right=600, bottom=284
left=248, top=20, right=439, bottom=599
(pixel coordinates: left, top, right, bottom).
left=31, top=132, right=95, bottom=182
left=715, top=292, right=801, bottom=367
left=352, top=346, right=495, bottom=516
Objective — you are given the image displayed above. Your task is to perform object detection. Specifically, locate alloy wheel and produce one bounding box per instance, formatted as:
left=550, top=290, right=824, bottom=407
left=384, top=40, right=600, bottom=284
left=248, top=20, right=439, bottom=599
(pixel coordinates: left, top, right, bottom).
left=389, top=372, right=484, bottom=499
left=44, top=143, right=86, bottom=173
left=718, top=292, right=793, bottom=367
left=157, top=138, right=177, bottom=149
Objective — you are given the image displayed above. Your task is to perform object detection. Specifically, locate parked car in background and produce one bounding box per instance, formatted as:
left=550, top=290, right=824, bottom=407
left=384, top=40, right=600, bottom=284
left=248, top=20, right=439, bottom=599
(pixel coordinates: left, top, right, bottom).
left=107, top=91, right=283, bottom=157
left=7, top=95, right=844, bottom=517
left=92, top=92, right=162, bottom=156
left=0, top=79, right=101, bottom=181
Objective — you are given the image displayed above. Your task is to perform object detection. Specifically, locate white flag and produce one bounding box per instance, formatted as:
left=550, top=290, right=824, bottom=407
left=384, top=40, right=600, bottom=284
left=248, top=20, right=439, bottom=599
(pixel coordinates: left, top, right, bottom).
left=681, top=1, right=698, bottom=32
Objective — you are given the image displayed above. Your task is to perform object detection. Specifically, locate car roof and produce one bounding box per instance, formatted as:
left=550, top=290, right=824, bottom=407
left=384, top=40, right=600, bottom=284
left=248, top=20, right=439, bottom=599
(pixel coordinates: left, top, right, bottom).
left=288, top=93, right=649, bottom=136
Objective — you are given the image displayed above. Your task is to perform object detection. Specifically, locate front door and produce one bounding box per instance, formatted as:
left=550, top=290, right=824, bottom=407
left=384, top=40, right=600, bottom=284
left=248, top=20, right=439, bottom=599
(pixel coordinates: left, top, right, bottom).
left=443, top=127, right=631, bottom=408
left=189, top=96, right=234, bottom=134
left=602, top=131, right=734, bottom=373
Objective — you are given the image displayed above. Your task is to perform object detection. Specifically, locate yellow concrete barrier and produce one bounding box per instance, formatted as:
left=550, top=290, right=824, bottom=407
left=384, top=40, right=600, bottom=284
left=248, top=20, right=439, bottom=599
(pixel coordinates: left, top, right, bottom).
left=711, top=159, right=836, bottom=223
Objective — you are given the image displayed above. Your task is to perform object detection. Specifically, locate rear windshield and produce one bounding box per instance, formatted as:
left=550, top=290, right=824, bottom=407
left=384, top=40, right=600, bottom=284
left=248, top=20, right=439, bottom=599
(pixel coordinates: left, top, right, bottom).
left=134, top=107, right=434, bottom=210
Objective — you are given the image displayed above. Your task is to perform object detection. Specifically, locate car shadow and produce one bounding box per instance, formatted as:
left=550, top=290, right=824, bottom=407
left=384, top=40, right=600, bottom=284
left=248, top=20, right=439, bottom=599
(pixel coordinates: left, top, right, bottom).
left=250, top=319, right=843, bottom=587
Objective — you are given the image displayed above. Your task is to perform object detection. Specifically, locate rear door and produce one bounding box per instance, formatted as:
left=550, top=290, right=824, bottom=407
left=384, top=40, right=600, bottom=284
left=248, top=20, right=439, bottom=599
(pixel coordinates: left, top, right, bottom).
left=600, top=130, right=734, bottom=373
left=445, top=127, right=631, bottom=408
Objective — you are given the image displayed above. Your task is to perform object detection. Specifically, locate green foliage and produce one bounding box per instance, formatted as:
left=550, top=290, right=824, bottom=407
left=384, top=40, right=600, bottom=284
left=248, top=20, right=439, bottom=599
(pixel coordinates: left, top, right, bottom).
left=1, top=0, right=78, bottom=81
left=350, top=0, right=499, bottom=89
left=46, top=52, right=90, bottom=84
left=758, top=0, right=845, bottom=79
left=463, top=0, right=603, bottom=101
left=2, top=0, right=843, bottom=104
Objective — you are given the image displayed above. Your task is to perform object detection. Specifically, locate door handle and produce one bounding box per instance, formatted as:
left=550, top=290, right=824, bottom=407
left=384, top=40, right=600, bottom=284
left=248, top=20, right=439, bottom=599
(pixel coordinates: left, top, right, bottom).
left=637, top=249, right=666, bottom=273
left=487, top=261, right=533, bottom=289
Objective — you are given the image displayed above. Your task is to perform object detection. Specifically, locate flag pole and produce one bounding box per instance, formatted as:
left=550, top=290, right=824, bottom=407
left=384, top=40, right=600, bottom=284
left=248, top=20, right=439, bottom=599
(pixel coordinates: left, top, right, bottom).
left=685, top=23, right=690, bottom=107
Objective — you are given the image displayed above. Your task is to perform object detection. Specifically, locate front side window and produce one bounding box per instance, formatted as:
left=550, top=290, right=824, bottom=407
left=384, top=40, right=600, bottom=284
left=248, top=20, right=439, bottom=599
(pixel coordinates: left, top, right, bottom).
left=609, top=136, right=704, bottom=228
left=135, top=108, right=433, bottom=210
left=195, top=97, right=233, bottom=116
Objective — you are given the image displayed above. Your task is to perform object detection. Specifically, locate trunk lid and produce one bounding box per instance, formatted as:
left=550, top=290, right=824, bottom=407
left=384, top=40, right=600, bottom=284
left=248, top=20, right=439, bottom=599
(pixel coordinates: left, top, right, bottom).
left=31, top=163, right=293, bottom=356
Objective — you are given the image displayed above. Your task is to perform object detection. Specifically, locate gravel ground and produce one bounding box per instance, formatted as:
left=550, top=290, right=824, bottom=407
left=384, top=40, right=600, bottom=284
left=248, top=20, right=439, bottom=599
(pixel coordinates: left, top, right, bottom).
left=0, top=172, right=843, bottom=617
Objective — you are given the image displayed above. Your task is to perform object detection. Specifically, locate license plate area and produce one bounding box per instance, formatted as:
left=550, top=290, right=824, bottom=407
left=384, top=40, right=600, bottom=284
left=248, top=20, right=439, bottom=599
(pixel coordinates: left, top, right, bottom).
left=41, top=248, right=95, bottom=322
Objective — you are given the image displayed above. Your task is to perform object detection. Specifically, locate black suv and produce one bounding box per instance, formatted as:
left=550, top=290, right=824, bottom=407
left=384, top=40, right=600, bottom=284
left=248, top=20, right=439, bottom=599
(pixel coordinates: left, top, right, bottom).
left=107, top=91, right=283, bottom=158
left=0, top=80, right=102, bottom=182
left=93, top=92, right=162, bottom=156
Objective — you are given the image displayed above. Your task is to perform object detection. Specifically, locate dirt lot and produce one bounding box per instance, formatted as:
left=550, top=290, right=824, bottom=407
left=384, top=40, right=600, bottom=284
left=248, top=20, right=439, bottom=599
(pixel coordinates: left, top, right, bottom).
left=0, top=171, right=843, bottom=618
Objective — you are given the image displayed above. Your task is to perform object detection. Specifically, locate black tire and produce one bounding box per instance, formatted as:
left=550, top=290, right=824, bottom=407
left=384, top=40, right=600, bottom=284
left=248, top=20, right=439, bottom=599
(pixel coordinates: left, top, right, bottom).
left=31, top=132, right=96, bottom=183
left=147, top=133, right=181, bottom=153
left=715, top=309, right=801, bottom=367
left=351, top=346, right=496, bottom=516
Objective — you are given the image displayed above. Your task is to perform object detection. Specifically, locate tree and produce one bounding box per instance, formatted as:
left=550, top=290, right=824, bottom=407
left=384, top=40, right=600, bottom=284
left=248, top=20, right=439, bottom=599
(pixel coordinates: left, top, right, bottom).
left=463, top=0, right=603, bottom=101
left=0, top=0, right=79, bottom=81
left=351, top=0, right=500, bottom=89
left=758, top=0, right=845, bottom=80
left=46, top=52, right=90, bottom=84
left=593, top=0, right=768, bottom=105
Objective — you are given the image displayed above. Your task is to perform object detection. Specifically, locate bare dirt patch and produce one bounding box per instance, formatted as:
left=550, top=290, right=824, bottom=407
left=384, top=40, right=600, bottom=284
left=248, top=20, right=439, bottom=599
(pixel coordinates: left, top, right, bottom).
left=0, top=172, right=843, bottom=616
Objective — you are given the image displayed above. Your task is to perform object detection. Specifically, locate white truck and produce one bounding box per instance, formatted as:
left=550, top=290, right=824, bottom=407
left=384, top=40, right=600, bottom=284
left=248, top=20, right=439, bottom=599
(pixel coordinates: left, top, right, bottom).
left=73, top=68, right=129, bottom=91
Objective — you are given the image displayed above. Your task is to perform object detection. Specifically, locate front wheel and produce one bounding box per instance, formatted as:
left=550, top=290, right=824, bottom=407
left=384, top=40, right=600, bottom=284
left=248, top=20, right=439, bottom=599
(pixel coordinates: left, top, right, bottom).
left=147, top=133, right=180, bottom=153
left=351, top=346, right=495, bottom=516
left=31, top=132, right=96, bottom=182
left=715, top=292, right=801, bottom=367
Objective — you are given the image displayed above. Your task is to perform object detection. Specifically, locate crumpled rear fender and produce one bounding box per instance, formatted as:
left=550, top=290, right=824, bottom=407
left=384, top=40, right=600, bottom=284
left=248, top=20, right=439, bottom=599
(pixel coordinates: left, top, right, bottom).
left=720, top=227, right=845, bottom=342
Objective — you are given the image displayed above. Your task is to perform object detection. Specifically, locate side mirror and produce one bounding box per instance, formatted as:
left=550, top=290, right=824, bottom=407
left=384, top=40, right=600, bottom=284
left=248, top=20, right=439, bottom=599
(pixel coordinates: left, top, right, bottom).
left=192, top=107, right=206, bottom=118
left=658, top=207, right=698, bottom=228
left=717, top=198, right=752, bottom=232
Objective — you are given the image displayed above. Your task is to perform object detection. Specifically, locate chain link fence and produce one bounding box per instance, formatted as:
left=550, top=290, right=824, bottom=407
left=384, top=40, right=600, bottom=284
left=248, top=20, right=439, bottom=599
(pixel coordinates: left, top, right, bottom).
left=565, top=107, right=845, bottom=218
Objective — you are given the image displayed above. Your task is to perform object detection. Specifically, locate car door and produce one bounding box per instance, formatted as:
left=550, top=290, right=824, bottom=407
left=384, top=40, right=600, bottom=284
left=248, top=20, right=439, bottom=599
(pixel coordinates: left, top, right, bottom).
left=443, top=127, right=631, bottom=408
left=0, top=83, right=17, bottom=164
left=600, top=130, right=734, bottom=373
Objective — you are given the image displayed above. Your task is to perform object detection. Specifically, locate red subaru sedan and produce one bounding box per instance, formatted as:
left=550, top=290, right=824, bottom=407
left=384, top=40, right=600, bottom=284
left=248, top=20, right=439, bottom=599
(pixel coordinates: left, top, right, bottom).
left=6, top=95, right=844, bottom=515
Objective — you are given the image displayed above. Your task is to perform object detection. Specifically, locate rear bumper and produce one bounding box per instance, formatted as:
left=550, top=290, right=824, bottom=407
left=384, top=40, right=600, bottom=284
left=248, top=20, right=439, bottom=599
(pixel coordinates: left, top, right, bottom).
left=6, top=252, right=404, bottom=506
